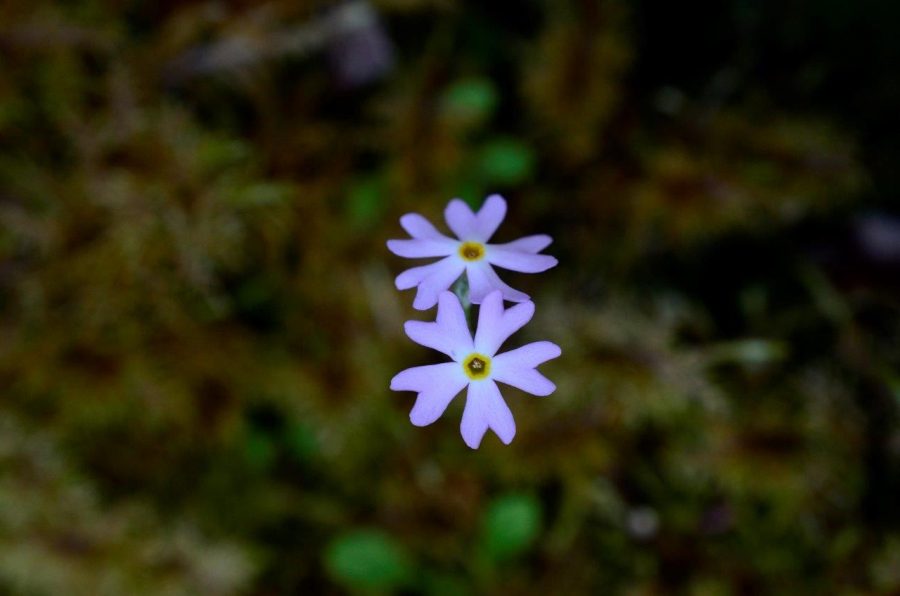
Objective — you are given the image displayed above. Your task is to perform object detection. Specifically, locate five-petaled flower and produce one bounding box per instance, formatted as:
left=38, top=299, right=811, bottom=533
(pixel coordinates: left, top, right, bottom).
left=390, top=290, right=561, bottom=449
left=387, top=194, right=558, bottom=310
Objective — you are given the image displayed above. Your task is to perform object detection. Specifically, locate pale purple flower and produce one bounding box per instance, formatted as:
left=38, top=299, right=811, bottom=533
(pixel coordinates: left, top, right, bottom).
left=390, top=290, right=561, bottom=449
left=387, top=195, right=558, bottom=310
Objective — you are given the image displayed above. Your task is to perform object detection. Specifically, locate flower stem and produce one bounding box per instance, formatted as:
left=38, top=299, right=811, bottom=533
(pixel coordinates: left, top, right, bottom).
left=452, top=274, right=476, bottom=333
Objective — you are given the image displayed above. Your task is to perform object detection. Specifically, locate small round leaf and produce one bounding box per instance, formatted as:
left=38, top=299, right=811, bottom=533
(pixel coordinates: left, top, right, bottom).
left=325, top=530, right=413, bottom=591
left=481, top=493, right=542, bottom=560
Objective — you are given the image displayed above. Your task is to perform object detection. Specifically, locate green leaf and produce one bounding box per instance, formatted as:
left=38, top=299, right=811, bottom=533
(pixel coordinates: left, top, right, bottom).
left=243, top=431, right=276, bottom=471
left=225, top=182, right=293, bottom=207
left=325, top=530, right=413, bottom=591
left=196, top=137, right=251, bottom=171
left=347, top=177, right=386, bottom=229
left=481, top=493, right=542, bottom=560
left=477, top=139, right=536, bottom=185
left=423, top=571, right=469, bottom=596
left=285, top=422, right=318, bottom=461
left=440, top=78, right=498, bottom=128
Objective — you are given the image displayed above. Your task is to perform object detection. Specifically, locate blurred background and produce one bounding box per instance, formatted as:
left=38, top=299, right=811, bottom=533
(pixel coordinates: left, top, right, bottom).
left=1, top=0, right=899, bottom=593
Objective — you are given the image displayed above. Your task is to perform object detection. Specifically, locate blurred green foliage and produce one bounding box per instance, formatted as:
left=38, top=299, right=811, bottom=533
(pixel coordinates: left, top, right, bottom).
left=480, top=494, right=542, bottom=561
left=0, top=0, right=898, bottom=594
left=325, top=530, right=413, bottom=591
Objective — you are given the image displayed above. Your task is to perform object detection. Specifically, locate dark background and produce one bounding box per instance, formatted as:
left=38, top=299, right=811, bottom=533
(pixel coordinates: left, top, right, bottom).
left=1, top=0, right=899, bottom=593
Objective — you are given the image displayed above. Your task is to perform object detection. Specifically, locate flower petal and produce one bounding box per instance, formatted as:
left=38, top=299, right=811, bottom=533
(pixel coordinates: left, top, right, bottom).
left=400, top=213, right=451, bottom=240
left=412, top=258, right=466, bottom=310
left=472, top=194, right=507, bottom=241
left=444, top=198, right=477, bottom=239
left=391, top=363, right=468, bottom=427
left=403, top=321, right=457, bottom=358
left=395, top=258, right=450, bottom=290
left=436, top=291, right=474, bottom=354
left=491, top=234, right=553, bottom=254
left=493, top=341, right=561, bottom=370
left=486, top=248, right=558, bottom=273
left=474, top=292, right=535, bottom=355
left=410, top=372, right=468, bottom=426
left=481, top=380, right=516, bottom=444
left=486, top=338, right=560, bottom=398
left=460, top=380, right=515, bottom=449
left=404, top=292, right=473, bottom=358
left=492, top=344, right=560, bottom=398
left=390, top=361, right=460, bottom=392
left=395, top=257, right=465, bottom=308
left=387, top=238, right=456, bottom=258
left=492, top=366, right=556, bottom=396
left=460, top=392, right=489, bottom=449
left=466, top=262, right=530, bottom=304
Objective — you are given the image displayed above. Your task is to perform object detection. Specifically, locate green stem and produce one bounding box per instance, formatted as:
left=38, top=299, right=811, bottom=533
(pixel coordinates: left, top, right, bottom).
left=451, top=274, right=476, bottom=334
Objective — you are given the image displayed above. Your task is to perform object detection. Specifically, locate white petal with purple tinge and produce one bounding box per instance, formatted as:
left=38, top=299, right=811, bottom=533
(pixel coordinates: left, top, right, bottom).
left=404, top=293, right=473, bottom=359
left=391, top=361, right=461, bottom=392
left=472, top=194, right=507, bottom=241
left=490, top=234, right=553, bottom=254
left=486, top=248, right=558, bottom=273
left=461, top=380, right=515, bottom=448
left=466, top=262, right=531, bottom=304
left=411, top=258, right=466, bottom=310
left=493, top=341, right=561, bottom=369
left=491, top=362, right=558, bottom=397
left=460, top=388, right=490, bottom=449
left=387, top=238, right=456, bottom=258
left=395, top=258, right=452, bottom=290
left=404, top=321, right=459, bottom=359
left=400, top=213, right=452, bottom=240
left=405, top=365, right=469, bottom=427
left=473, top=291, right=534, bottom=356
left=444, top=198, right=477, bottom=239
left=435, top=291, right=474, bottom=356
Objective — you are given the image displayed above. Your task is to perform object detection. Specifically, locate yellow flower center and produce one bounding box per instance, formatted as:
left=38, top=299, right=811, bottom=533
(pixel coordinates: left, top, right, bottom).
left=458, top=241, right=485, bottom=262
left=463, top=353, right=491, bottom=380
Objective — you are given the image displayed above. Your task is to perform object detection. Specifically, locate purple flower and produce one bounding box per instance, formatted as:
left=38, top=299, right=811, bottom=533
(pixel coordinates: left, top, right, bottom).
left=390, top=290, right=561, bottom=449
left=387, top=195, right=558, bottom=310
